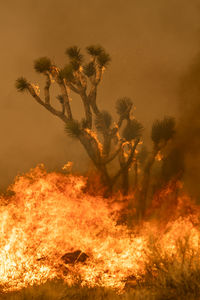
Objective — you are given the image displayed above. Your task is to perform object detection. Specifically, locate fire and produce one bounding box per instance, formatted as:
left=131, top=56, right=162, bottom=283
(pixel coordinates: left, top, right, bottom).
left=0, top=164, right=199, bottom=293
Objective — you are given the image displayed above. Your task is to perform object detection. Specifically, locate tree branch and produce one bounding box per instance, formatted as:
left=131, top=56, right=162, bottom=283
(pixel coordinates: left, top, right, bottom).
left=80, top=92, right=93, bottom=129
left=27, top=84, right=68, bottom=123
left=60, top=80, right=73, bottom=120
left=44, top=73, right=51, bottom=104
left=88, top=84, right=100, bottom=115
left=111, top=138, right=140, bottom=185
left=103, top=141, right=123, bottom=164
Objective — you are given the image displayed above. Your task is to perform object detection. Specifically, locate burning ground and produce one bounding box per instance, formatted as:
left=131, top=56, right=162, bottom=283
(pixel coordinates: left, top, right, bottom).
left=1, top=165, right=200, bottom=299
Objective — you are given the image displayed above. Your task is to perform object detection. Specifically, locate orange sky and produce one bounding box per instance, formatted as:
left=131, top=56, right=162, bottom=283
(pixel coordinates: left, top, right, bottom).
left=0, top=0, right=200, bottom=190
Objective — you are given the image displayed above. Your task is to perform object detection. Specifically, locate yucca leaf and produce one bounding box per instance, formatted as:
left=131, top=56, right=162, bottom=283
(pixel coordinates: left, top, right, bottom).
left=15, top=77, right=28, bottom=92
left=65, top=120, right=82, bottom=138
left=71, top=60, right=81, bottom=71
left=83, top=62, right=96, bottom=77
left=97, top=51, right=111, bottom=67
left=34, top=57, right=51, bottom=73
left=59, top=65, right=75, bottom=82
left=65, top=46, right=83, bottom=63
left=86, top=45, right=104, bottom=56
left=116, top=97, right=133, bottom=117
left=86, top=45, right=111, bottom=67
left=95, top=111, right=112, bottom=133
left=122, top=119, right=143, bottom=141
left=151, top=117, right=175, bottom=145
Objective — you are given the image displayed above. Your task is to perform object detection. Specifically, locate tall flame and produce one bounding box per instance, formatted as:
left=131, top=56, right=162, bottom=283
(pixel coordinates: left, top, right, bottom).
left=0, top=165, right=199, bottom=292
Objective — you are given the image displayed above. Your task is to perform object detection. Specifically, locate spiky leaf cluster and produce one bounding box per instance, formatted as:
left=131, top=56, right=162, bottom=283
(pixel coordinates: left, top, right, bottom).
left=65, top=120, right=82, bottom=139
left=58, top=65, right=75, bottom=82
left=34, top=57, right=51, bottom=73
left=97, top=52, right=111, bottom=67
left=66, top=46, right=83, bottom=62
left=65, top=46, right=83, bottom=71
left=116, top=97, right=133, bottom=118
left=151, top=117, right=175, bottom=145
left=86, top=45, right=104, bottom=56
left=95, top=111, right=112, bottom=133
left=15, top=77, right=28, bottom=92
left=70, top=60, right=81, bottom=71
left=83, top=62, right=96, bottom=77
left=122, top=119, right=143, bottom=141
left=87, top=45, right=111, bottom=67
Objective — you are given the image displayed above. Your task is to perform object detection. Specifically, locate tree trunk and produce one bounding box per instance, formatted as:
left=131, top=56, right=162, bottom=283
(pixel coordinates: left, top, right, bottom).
left=78, top=134, right=112, bottom=195
left=80, top=92, right=93, bottom=128
left=137, top=145, right=159, bottom=219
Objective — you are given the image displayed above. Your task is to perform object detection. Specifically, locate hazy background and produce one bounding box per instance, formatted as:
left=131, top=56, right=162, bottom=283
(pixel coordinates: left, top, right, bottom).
left=1, top=0, right=200, bottom=192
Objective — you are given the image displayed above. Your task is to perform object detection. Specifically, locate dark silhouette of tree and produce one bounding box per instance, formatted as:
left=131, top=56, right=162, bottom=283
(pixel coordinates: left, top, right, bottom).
left=16, top=45, right=142, bottom=195
left=137, top=116, right=176, bottom=218
left=133, top=145, right=148, bottom=190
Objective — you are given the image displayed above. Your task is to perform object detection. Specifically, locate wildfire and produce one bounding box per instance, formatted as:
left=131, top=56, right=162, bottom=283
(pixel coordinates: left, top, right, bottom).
left=0, top=165, right=199, bottom=293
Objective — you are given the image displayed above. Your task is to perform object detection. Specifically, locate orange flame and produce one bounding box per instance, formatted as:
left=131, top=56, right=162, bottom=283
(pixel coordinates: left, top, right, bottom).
left=0, top=165, right=199, bottom=292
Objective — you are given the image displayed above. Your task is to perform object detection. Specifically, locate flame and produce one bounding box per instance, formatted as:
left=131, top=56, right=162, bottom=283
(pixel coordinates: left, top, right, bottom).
left=62, top=161, right=73, bottom=172
left=0, top=164, right=200, bottom=292
left=155, top=151, right=163, bottom=161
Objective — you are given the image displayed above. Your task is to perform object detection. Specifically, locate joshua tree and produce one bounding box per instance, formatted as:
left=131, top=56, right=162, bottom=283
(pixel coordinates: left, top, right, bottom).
left=16, top=45, right=142, bottom=195
left=137, top=116, right=176, bottom=218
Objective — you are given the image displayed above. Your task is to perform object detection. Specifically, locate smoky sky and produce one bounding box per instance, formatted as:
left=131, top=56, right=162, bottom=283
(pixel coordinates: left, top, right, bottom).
left=0, top=0, right=200, bottom=191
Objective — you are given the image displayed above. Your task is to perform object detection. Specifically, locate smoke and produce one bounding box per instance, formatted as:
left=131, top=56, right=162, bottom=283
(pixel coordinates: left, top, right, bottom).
left=161, top=52, right=200, bottom=201
left=0, top=0, right=200, bottom=190
left=177, top=54, right=200, bottom=201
